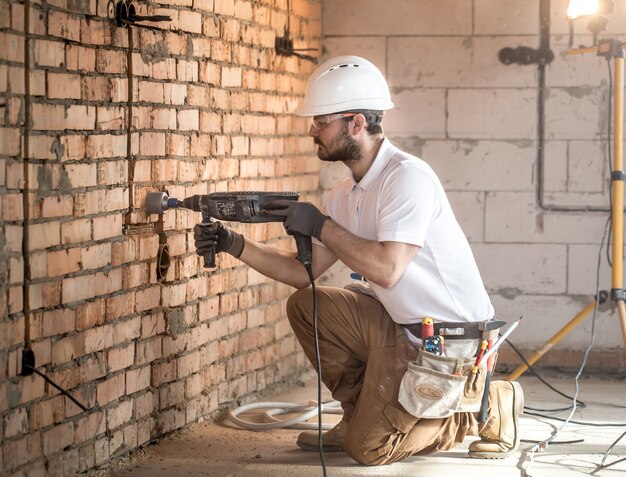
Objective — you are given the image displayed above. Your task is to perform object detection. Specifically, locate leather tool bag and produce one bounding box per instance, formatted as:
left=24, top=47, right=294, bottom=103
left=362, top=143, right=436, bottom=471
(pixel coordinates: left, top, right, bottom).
left=398, top=349, right=487, bottom=419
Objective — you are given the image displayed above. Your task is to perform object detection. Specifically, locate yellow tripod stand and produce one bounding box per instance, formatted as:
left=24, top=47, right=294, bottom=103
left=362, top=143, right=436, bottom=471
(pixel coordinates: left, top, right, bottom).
left=507, top=40, right=626, bottom=381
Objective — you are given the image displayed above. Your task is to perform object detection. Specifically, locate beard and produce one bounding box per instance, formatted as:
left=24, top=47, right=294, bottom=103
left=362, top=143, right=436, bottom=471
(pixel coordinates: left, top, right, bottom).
left=315, top=127, right=361, bottom=164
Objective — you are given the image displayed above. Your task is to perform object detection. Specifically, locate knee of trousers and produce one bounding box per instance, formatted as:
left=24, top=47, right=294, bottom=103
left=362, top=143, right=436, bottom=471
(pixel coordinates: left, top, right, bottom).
left=286, top=288, right=313, bottom=326
left=344, top=435, right=386, bottom=466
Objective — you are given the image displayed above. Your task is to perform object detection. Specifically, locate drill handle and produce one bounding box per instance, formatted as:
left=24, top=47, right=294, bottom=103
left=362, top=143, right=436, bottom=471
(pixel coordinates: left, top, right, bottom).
left=201, top=214, right=217, bottom=269
left=292, top=232, right=313, bottom=267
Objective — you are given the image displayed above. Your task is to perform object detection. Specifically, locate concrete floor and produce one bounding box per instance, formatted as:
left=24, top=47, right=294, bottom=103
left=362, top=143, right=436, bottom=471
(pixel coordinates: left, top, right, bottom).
left=109, top=373, right=626, bottom=477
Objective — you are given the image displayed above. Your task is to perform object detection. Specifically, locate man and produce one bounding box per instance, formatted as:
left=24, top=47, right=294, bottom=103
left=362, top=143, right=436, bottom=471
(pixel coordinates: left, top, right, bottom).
left=194, top=55, right=523, bottom=465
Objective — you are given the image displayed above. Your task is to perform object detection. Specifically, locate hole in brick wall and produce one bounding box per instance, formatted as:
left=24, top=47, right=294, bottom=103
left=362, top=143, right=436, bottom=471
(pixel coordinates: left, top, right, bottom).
left=157, top=243, right=170, bottom=282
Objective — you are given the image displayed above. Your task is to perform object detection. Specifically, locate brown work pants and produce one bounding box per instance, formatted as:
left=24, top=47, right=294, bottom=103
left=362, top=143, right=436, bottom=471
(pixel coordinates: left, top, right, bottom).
left=287, top=286, right=482, bottom=465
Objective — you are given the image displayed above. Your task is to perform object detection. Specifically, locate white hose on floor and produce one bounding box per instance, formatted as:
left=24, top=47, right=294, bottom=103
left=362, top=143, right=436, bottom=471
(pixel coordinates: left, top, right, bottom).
left=227, top=400, right=343, bottom=431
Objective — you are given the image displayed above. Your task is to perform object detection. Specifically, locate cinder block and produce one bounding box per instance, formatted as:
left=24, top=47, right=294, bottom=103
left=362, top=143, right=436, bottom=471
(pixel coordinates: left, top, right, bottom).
left=542, top=140, right=568, bottom=192
left=485, top=191, right=536, bottom=242
left=448, top=88, right=536, bottom=139
left=447, top=191, right=485, bottom=242
left=545, top=36, right=608, bottom=88
left=384, top=89, right=446, bottom=137
left=541, top=211, right=612, bottom=244
left=544, top=87, right=605, bottom=140
left=566, top=140, right=606, bottom=192
left=567, top=243, right=615, bottom=295
left=388, top=36, right=535, bottom=89
left=490, top=293, right=624, bottom=349
left=473, top=243, right=567, bottom=294
left=325, top=0, right=471, bottom=35
left=423, top=140, right=535, bottom=192
left=474, top=0, right=538, bottom=34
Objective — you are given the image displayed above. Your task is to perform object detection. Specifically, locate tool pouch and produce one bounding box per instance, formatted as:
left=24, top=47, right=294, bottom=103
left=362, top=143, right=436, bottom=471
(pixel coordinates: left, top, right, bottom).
left=398, top=350, right=486, bottom=418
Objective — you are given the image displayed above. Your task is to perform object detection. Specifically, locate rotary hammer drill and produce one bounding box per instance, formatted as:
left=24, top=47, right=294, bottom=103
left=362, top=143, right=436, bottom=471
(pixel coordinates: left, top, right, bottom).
left=145, top=191, right=313, bottom=268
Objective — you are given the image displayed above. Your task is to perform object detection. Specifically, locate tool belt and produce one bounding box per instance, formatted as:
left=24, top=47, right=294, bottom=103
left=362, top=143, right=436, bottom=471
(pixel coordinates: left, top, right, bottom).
left=401, top=319, right=492, bottom=340
left=398, top=319, right=504, bottom=419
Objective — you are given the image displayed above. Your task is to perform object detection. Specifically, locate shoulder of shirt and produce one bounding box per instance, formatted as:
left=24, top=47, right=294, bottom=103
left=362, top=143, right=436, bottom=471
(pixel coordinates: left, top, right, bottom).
left=385, top=147, right=438, bottom=180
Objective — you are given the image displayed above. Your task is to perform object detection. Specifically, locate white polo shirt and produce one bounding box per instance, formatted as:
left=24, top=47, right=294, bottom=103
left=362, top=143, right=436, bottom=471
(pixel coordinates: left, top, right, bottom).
left=322, top=138, right=494, bottom=325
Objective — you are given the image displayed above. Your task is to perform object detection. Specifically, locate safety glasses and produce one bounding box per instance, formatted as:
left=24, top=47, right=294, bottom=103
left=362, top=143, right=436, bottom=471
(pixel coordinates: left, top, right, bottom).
left=311, top=113, right=356, bottom=129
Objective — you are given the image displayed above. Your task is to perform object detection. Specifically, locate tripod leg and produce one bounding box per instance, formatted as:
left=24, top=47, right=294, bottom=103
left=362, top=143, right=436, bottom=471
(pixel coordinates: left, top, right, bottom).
left=616, top=301, right=626, bottom=350
left=506, top=296, right=605, bottom=381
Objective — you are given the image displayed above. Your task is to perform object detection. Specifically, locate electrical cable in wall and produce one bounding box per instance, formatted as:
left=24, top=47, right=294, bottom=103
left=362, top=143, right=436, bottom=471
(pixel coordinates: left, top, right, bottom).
left=15, top=0, right=88, bottom=413
left=124, top=27, right=136, bottom=227
left=20, top=0, right=32, bottom=357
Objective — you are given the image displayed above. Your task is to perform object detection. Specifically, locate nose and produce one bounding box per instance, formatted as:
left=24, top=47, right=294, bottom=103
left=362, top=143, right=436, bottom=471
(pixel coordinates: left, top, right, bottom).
left=308, top=124, right=318, bottom=137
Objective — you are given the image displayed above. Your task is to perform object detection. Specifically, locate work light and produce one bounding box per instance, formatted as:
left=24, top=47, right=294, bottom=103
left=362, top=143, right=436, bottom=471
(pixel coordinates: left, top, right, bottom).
left=567, top=0, right=600, bottom=19
left=567, top=0, right=614, bottom=46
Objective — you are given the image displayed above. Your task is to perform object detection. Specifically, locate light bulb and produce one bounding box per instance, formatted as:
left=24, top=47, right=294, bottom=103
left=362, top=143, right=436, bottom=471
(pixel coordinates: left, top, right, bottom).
left=567, top=0, right=600, bottom=19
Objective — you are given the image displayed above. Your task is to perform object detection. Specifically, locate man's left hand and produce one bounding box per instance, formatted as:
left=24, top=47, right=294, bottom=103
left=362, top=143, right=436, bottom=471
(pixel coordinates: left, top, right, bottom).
left=263, top=200, right=329, bottom=240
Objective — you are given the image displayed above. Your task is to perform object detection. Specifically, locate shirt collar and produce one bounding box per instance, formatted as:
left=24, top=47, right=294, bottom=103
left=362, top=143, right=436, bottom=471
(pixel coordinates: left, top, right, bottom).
left=347, top=137, right=395, bottom=193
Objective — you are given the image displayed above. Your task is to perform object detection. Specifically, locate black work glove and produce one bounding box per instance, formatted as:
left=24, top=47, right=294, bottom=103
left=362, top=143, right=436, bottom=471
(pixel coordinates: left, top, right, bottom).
left=193, top=221, right=245, bottom=258
left=263, top=200, right=329, bottom=240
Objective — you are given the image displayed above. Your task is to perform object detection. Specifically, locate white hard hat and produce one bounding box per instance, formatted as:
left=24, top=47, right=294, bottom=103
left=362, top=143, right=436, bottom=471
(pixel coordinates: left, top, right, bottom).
left=294, top=55, right=394, bottom=116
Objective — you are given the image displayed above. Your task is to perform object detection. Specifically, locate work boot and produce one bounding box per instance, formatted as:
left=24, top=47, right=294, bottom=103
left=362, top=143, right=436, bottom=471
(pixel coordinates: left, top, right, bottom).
left=296, top=419, right=347, bottom=452
left=469, top=380, right=524, bottom=459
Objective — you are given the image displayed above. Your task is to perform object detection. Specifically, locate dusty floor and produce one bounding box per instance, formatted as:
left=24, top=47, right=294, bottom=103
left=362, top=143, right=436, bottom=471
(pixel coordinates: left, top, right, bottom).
left=109, top=372, right=626, bottom=477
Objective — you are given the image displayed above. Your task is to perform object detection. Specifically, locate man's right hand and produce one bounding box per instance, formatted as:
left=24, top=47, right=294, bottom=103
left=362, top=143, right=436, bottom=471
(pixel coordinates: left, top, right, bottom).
left=193, top=221, right=245, bottom=258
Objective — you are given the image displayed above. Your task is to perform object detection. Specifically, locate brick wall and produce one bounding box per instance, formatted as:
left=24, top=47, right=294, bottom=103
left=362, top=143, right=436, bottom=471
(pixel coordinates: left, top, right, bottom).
left=321, top=0, right=626, bottom=369
left=0, top=0, right=321, bottom=474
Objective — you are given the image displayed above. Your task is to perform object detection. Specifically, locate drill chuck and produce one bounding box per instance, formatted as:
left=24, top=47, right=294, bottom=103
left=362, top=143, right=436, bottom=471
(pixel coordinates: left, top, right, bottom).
left=145, top=192, right=182, bottom=214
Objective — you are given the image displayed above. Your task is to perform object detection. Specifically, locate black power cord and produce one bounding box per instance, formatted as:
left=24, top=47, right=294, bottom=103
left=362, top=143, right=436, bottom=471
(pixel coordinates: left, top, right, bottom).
left=304, top=263, right=327, bottom=477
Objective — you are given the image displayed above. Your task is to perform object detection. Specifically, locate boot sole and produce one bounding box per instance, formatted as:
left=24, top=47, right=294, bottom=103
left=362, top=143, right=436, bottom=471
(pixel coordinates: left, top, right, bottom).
left=469, top=381, right=524, bottom=459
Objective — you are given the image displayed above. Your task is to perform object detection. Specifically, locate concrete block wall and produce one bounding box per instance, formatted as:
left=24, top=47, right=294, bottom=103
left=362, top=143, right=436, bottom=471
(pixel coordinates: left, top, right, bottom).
left=0, top=0, right=321, bottom=474
left=321, top=0, right=626, bottom=368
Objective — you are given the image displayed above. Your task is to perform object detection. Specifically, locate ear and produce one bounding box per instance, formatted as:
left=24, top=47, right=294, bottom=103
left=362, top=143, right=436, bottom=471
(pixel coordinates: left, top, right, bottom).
left=350, top=113, right=367, bottom=136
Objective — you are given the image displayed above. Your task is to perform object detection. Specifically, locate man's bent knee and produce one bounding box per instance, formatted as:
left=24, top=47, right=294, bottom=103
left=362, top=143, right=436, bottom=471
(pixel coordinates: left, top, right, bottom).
left=344, top=431, right=394, bottom=466
left=286, top=288, right=312, bottom=325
